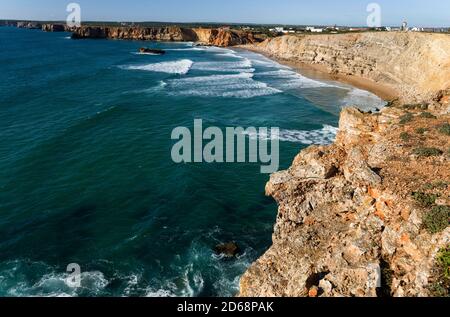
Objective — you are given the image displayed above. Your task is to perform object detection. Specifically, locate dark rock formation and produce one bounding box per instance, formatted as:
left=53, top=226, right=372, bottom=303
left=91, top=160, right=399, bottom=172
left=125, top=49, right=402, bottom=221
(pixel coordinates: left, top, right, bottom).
left=139, top=48, right=165, bottom=55
left=214, top=242, right=241, bottom=258
left=42, top=24, right=66, bottom=32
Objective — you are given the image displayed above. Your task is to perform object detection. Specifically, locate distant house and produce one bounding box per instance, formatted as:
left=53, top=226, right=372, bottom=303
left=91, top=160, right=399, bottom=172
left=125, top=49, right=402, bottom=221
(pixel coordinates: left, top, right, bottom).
left=306, top=26, right=323, bottom=33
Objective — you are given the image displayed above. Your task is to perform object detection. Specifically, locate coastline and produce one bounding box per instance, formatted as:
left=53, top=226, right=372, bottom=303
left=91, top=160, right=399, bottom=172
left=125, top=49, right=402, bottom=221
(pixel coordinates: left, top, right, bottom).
left=239, top=45, right=399, bottom=102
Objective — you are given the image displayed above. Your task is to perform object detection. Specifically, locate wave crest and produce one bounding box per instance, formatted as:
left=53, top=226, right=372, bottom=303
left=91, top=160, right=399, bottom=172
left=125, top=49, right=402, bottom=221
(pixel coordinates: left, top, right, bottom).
left=121, top=59, right=193, bottom=75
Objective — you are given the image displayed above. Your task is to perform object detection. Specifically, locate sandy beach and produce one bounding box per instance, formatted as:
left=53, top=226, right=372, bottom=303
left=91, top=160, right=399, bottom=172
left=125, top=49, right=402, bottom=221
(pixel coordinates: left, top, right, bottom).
left=240, top=45, right=399, bottom=102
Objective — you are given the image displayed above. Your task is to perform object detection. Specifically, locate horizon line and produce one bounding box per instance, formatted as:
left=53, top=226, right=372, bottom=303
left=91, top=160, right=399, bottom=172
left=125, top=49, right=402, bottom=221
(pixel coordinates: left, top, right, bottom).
left=1, top=18, right=449, bottom=29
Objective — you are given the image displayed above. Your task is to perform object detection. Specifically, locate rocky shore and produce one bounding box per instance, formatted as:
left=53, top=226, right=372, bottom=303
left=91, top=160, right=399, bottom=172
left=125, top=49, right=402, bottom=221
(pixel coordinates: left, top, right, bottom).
left=239, top=33, right=450, bottom=297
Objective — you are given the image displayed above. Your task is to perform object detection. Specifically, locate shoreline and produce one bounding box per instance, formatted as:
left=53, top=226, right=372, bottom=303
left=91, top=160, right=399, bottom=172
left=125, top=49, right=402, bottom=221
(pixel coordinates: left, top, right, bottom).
left=239, top=45, right=399, bottom=102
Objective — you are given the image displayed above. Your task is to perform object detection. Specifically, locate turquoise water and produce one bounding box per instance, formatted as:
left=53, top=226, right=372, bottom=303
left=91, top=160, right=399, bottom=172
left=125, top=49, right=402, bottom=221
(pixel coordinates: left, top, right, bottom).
left=0, top=27, right=385, bottom=297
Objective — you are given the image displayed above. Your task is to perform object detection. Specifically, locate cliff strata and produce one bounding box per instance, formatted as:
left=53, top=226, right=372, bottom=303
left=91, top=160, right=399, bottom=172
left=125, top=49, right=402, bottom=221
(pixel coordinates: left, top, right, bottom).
left=69, top=26, right=260, bottom=47
left=240, top=94, right=450, bottom=297
left=245, top=33, right=450, bottom=103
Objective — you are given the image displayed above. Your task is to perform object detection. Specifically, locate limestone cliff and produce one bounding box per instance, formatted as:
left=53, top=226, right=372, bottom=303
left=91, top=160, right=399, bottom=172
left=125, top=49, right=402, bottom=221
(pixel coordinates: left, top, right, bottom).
left=245, top=33, right=450, bottom=103
left=42, top=24, right=67, bottom=32
left=240, top=92, right=450, bottom=297
left=69, top=26, right=260, bottom=47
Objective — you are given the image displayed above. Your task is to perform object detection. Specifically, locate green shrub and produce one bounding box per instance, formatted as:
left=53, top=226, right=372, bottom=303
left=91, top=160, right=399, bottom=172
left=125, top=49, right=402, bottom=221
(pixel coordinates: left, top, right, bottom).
left=416, top=128, right=427, bottom=135
left=403, top=103, right=428, bottom=111
left=437, top=247, right=450, bottom=279
left=420, top=112, right=437, bottom=119
left=429, top=246, right=450, bottom=297
left=423, top=181, right=449, bottom=191
left=413, top=192, right=439, bottom=207
left=438, top=123, right=450, bottom=136
left=423, top=206, right=450, bottom=234
left=412, top=147, right=443, bottom=157
left=400, top=132, right=411, bottom=142
left=399, top=113, right=414, bottom=124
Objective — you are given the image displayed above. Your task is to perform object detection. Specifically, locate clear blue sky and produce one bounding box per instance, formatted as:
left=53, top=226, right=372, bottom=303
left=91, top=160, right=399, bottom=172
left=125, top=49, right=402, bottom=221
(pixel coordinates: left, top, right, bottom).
left=1, top=0, right=449, bottom=27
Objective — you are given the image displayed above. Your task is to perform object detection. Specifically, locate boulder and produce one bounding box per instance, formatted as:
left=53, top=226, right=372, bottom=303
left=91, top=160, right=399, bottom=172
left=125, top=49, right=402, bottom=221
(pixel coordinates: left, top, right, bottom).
left=214, top=242, right=241, bottom=258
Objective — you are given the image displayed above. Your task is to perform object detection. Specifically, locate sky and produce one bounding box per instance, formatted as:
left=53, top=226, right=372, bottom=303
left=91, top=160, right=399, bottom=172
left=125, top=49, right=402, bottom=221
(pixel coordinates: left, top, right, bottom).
left=0, top=0, right=449, bottom=27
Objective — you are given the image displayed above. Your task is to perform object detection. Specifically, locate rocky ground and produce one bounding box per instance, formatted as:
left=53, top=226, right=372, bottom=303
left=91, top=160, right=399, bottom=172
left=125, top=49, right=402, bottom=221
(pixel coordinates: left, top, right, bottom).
left=239, top=92, right=449, bottom=297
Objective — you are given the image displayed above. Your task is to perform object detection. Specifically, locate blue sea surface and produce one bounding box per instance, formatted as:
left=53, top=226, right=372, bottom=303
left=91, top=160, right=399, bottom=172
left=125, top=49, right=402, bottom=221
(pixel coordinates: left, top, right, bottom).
left=0, top=27, right=385, bottom=296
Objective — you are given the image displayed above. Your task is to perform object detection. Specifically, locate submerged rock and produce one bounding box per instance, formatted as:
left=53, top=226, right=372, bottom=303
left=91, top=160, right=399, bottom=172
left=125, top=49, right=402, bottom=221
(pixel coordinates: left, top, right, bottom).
left=139, top=47, right=165, bottom=55
left=214, top=242, right=241, bottom=258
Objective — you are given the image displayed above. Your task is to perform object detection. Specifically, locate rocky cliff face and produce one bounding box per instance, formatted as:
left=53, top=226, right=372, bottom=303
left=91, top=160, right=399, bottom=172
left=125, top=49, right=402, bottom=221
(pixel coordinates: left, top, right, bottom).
left=247, top=33, right=450, bottom=103
left=240, top=93, right=450, bottom=297
left=16, top=21, right=42, bottom=29
left=69, top=26, right=260, bottom=47
left=42, top=24, right=67, bottom=32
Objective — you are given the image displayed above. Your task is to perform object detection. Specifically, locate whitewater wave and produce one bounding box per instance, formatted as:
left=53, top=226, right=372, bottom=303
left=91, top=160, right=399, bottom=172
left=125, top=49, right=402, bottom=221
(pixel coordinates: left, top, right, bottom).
left=167, top=72, right=281, bottom=99
left=340, top=87, right=386, bottom=111
left=0, top=260, right=109, bottom=297
left=258, top=69, right=335, bottom=89
left=132, top=52, right=160, bottom=56
left=245, top=125, right=338, bottom=145
left=192, top=58, right=254, bottom=73
left=216, top=52, right=245, bottom=59
left=121, top=59, right=193, bottom=75
left=165, top=47, right=206, bottom=52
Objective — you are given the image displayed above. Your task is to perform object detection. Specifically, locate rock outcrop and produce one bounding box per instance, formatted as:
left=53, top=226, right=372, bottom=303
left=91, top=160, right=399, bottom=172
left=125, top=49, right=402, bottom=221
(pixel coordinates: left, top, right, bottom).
left=42, top=24, right=67, bottom=32
left=240, top=96, right=450, bottom=297
left=70, top=26, right=261, bottom=47
left=245, top=33, right=450, bottom=103
left=16, top=21, right=42, bottom=29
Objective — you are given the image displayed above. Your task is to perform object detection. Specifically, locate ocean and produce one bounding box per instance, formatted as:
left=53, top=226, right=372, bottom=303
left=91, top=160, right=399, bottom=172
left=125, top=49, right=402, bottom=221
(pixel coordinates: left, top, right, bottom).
left=0, top=27, right=385, bottom=297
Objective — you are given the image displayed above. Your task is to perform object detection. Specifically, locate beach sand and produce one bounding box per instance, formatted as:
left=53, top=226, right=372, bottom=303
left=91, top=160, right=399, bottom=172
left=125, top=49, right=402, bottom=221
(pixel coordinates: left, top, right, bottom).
left=240, top=46, right=399, bottom=102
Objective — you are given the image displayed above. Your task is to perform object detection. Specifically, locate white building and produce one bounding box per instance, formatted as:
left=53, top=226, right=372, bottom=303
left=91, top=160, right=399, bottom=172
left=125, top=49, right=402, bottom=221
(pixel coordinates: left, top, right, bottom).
left=306, top=26, right=323, bottom=33
left=269, top=27, right=285, bottom=33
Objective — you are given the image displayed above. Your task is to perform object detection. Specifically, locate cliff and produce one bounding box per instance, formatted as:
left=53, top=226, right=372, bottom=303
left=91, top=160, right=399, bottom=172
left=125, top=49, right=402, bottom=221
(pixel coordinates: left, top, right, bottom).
left=240, top=33, right=450, bottom=297
left=69, top=26, right=261, bottom=47
left=16, top=21, right=42, bottom=29
left=42, top=24, right=67, bottom=32
left=245, top=33, right=450, bottom=103
left=240, top=96, right=449, bottom=297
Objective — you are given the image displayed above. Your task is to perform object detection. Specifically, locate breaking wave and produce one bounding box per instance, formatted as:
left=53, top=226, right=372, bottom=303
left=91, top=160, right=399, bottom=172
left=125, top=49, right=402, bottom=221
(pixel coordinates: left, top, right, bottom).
left=192, top=58, right=254, bottom=73
left=257, top=69, right=335, bottom=89
left=121, top=59, right=193, bottom=75
left=340, top=87, right=386, bottom=111
left=245, top=125, right=338, bottom=145
left=167, top=73, right=281, bottom=99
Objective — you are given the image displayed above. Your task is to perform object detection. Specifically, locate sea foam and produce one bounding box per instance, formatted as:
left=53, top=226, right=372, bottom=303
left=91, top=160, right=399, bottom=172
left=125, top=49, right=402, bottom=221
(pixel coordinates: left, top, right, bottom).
left=340, top=87, right=386, bottom=111
left=245, top=125, right=339, bottom=145
left=167, top=72, right=281, bottom=99
left=122, top=59, right=193, bottom=75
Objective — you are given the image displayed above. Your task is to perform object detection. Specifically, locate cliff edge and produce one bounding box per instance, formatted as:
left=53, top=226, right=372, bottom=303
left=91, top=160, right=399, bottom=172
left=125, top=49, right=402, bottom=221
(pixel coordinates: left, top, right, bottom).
left=240, top=99, right=449, bottom=297
left=245, top=32, right=450, bottom=103
left=68, top=26, right=261, bottom=47
left=240, top=33, right=450, bottom=297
